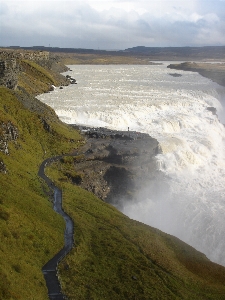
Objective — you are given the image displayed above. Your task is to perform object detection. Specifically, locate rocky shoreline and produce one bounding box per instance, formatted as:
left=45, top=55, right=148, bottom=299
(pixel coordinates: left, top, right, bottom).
left=71, top=125, right=161, bottom=209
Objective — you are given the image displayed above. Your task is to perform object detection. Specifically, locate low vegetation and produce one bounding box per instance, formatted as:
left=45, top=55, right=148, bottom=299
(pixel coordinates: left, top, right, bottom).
left=57, top=53, right=153, bottom=65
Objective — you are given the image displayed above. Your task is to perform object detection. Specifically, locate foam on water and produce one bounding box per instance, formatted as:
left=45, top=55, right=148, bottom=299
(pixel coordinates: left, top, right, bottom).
left=37, top=64, right=225, bottom=265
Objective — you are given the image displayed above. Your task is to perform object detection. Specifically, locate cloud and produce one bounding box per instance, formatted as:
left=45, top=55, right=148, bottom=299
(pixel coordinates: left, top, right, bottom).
left=0, top=0, right=224, bottom=49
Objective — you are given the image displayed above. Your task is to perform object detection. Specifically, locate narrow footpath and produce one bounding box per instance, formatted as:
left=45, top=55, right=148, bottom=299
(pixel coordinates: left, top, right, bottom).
left=38, top=156, right=74, bottom=300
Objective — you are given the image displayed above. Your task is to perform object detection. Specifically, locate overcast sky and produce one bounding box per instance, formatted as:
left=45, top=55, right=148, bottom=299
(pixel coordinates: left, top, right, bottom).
left=0, top=0, right=225, bottom=49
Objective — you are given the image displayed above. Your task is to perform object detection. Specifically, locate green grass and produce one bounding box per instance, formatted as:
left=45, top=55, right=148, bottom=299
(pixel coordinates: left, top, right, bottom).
left=0, top=86, right=81, bottom=299
left=46, top=159, right=225, bottom=300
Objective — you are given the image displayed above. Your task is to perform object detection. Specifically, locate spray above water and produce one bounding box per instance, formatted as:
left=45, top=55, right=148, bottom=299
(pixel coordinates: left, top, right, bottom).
left=38, top=64, right=225, bottom=266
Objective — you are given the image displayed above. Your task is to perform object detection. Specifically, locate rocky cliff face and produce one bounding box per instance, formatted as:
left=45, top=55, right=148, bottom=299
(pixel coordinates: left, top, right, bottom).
left=72, top=126, right=159, bottom=208
left=0, top=49, right=49, bottom=62
left=0, top=58, right=19, bottom=89
left=0, top=50, right=50, bottom=90
left=0, top=121, right=19, bottom=155
left=0, top=121, right=19, bottom=174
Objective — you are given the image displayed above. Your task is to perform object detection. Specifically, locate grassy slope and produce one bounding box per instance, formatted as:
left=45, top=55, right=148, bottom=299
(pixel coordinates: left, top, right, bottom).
left=18, top=60, right=57, bottom=95
left=1, top=56, right=225, bottom=299
left=46, top=158, right=225, bottom=300
left=0, top=61, right=81, bottom=299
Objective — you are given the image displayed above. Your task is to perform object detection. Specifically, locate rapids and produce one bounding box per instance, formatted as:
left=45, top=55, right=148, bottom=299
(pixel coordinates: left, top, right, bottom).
left=37, top=63, right=225, bottom=266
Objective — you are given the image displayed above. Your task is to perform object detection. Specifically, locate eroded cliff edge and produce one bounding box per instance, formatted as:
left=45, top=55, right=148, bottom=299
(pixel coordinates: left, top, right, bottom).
left=60, top=126, right=161, bottom=210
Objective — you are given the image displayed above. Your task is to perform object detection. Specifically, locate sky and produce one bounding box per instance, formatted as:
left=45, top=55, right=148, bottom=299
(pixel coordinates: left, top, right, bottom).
left=0, top=0, right=225, bottom=50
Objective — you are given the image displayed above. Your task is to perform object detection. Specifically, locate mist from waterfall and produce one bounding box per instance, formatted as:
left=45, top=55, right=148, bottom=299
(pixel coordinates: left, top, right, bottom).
left=37, top=63, right=225, bottom=266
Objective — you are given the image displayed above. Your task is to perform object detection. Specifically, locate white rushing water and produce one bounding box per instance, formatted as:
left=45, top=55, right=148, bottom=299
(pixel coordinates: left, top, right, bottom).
left=37, top=63, right=225, bottom=265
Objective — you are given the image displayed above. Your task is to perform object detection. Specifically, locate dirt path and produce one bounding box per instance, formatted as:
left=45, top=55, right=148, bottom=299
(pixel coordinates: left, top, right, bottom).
left=37, top=127, right=158, bottom=298
left=38, top=156, right=74, bottom=300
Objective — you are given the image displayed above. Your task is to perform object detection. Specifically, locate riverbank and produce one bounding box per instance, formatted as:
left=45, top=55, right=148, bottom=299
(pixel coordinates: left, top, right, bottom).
left=167, top=62, right=225, bottom=87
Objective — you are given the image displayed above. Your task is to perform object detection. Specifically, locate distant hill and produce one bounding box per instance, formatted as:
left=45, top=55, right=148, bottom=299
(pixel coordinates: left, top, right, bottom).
left=124, top=46, right=225, bottom=60
left=4, top=45, right=111, bottom=55
left=3, top=45, right=225, bottom=60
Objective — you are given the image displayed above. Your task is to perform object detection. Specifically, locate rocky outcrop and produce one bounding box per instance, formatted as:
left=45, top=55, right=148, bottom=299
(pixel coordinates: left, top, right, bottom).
left=0, top=159, right=6, bottom=174
left=0, top=58, right=19, bottom=89
left=0, top=121, right=19, bottom=155
left=71, top=126, right=159, bottom=209
left=169, top=73, right=182, bottom=77
left=65, top=75, right=77, bottom=84
left=39, top=117, right=52, bottom=132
